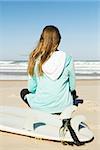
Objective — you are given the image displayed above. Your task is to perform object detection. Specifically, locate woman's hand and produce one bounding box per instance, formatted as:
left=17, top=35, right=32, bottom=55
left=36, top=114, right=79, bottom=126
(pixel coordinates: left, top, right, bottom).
left=71, top=90, right=78, bottom=100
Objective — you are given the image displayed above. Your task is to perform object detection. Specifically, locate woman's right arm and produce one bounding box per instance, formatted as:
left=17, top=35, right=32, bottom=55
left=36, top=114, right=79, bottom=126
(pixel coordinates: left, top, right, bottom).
left=67, top=56, right=78, bottom=100
left=68, top=56, right=76, bottom=92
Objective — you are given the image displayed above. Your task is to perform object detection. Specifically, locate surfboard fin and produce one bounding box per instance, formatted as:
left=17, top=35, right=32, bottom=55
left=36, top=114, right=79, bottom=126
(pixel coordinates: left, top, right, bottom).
left=33, top=122, right=46, bottom=130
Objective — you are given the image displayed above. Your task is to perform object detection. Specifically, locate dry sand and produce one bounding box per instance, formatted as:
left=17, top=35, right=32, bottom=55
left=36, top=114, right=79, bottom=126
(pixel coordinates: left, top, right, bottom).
left=0, top=80, right=100, bottom=150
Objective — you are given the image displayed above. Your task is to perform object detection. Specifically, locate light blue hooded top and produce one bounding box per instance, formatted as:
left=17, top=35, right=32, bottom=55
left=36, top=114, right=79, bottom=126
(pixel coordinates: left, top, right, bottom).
left=26, top=51, right=76, bottom=113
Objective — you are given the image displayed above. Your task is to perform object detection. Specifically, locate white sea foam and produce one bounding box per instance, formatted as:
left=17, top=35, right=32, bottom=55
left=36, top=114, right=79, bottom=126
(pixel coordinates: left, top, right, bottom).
left=0, top=60, right=100, bottom=80
left=0, top=61, right=14, bottom=64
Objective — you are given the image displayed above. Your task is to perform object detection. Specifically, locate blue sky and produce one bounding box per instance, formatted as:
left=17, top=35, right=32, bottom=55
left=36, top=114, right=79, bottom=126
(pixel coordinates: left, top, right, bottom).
left=0, top=0, right=99, bottom=60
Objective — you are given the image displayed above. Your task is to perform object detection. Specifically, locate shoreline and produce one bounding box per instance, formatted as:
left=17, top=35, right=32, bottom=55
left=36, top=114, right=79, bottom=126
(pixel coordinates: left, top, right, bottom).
left=0, top=76, right=100, bottom=80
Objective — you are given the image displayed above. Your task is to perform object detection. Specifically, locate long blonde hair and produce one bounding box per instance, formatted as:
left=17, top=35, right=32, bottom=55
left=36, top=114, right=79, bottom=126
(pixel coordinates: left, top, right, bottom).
left=27, top=25, right=61, bottom=76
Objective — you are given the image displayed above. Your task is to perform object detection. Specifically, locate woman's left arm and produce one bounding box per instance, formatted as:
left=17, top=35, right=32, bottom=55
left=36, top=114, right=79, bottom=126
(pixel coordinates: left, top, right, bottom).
left=27, top=75, right=37, bottom=93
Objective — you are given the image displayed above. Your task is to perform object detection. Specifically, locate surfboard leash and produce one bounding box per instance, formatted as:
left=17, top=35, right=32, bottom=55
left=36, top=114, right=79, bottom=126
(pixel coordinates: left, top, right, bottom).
left=59, top=118, right=85, bottom=146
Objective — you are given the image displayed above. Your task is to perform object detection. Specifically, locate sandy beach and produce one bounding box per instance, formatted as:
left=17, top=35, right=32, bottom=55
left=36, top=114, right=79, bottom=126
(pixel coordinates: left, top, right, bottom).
left=0, top=79, right=100, bottom=150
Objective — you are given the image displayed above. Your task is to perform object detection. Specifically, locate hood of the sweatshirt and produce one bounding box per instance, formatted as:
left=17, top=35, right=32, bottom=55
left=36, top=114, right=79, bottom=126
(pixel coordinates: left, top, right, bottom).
left=42, top=51, right=66, bottom=80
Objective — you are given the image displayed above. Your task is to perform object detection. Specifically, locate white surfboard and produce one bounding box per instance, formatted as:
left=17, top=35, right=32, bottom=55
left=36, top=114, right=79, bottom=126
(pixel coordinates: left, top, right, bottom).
left=0, top=105, right=94, bottom=145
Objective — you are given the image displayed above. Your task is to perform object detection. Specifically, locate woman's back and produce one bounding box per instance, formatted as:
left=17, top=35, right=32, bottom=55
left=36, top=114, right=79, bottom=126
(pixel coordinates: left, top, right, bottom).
left=26, top=51, right=75, bottom=113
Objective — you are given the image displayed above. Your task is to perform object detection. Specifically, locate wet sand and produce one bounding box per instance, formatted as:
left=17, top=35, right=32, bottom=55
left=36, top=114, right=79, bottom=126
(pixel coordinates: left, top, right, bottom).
left=0, top=80, right=100, bottom=150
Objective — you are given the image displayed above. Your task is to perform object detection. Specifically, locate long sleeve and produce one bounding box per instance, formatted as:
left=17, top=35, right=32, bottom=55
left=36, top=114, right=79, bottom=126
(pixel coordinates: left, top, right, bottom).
left=28, top=75, right=37, bottom=93
left=67, top=56, right=76, bottom=92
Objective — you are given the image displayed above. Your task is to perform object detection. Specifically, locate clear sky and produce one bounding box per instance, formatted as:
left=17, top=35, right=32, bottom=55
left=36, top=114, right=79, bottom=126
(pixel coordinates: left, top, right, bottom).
left=0, top=0, right=99, bottom=60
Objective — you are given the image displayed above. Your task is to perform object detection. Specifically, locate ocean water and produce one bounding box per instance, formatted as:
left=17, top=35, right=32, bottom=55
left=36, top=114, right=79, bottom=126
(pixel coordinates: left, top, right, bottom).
left=0, top=60, right=100, bottom=80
